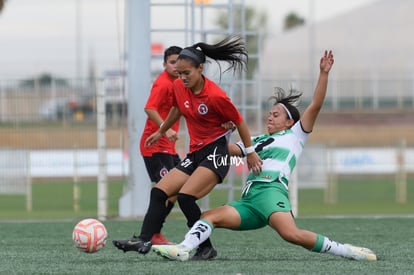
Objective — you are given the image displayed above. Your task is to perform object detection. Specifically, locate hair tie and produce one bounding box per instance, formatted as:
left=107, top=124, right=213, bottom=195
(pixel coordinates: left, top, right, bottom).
left=179, top=48, right=203, bottom=64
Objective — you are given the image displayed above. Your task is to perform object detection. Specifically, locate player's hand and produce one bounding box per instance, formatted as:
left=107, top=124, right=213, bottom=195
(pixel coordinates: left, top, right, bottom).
left=165, top=129, right=178, bottom=142
left=320, top=50, right=334, bottom=73
left=247, top=152, right=262, bottom=176
left=221, top=121, right=236, bottom=131
left=145, top=131, right=163, bottom=147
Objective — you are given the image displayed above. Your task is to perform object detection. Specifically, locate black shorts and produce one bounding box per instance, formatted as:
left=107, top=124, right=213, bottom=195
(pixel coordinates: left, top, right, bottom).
left=176, top=136, right=229, bottom=183
left=143, top=153, right=181, bottom=183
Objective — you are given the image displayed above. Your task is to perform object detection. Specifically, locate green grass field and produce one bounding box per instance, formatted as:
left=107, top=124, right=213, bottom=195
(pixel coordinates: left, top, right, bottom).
left=1, top=218, right=413, bottom=274
left=1, top=177, right=413, bottom=274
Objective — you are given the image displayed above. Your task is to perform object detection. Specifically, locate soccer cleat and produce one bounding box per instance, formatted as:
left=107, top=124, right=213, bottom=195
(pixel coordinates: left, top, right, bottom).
left=190, top=246, right=217, bottom=261
left=344, top=244, right=377, bottom=261
left=112, top=235, right=152, bottom=254
left=152, top=244, right=190, bottom=261
left=151, top=233, right=173, bottom=245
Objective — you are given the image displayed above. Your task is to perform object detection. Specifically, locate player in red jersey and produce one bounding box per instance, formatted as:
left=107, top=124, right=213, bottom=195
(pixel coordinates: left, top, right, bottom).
left=139, top=46, right=182, bottom=245
left=113, top=35, right=262, bottom=260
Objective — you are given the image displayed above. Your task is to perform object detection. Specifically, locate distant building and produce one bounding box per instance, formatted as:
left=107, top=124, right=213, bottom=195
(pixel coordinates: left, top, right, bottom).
left=259, top=0, right=414, bottom=108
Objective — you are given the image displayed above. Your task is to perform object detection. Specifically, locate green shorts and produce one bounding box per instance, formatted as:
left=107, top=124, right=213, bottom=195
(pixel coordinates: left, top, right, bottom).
left=228, top=181, right=291, bottom=230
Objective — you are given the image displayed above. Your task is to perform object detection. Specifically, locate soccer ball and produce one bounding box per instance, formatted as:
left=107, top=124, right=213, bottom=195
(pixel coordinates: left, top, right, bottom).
left=72, top=218, right=108, bottom=253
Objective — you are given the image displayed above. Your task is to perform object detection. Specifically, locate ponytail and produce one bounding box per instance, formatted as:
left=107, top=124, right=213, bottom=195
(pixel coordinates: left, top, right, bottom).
left=178, top=35, right=247, bottom=75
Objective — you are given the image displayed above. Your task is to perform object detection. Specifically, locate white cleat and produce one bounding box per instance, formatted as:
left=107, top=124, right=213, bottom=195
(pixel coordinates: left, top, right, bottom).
left=344, top=244, right=377, bottom=261
left=152, top=244, right=190, bottom=262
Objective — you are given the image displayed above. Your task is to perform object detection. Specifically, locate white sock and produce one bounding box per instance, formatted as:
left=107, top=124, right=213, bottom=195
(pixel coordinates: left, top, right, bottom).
left=321, top=237, right=348, bottom=257
left=179, top=219, right=213, bottom=251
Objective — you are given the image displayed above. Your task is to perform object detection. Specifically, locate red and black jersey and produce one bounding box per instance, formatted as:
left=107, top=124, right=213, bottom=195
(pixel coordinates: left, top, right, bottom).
left=172, top=76, right=242, bottom=153
left=140, top=70, right=180, bottom=157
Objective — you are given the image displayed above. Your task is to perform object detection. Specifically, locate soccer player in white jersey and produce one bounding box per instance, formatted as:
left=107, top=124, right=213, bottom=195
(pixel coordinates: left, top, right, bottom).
left=152, top=50, right=377, bottom=262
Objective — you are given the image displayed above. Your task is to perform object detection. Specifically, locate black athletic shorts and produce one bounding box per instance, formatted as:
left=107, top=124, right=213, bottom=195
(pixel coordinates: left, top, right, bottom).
left=143, top=153, right=181, bottom=183
left=176, top=136, right=229, bottom=183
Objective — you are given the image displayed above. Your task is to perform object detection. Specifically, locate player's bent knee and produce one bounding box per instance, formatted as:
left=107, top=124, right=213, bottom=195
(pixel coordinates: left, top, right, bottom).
left=151, top=187, right=168, bottom=202
left=177, top=193, right=197, bottom=206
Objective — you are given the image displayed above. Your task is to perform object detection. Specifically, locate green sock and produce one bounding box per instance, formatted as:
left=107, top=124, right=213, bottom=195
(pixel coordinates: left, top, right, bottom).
left=311, top=234, right=325, bottom=252
left=312, top=234, right=348, bottom=256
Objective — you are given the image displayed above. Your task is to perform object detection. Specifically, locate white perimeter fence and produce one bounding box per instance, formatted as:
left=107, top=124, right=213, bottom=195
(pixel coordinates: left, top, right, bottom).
left=1, top=145, right=413, bottom=214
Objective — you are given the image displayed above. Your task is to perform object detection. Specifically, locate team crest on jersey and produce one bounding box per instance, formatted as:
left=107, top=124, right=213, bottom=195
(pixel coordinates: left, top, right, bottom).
left=198, top=103, right=208, bottom=115
left=159, top=167, right=169, bottom=178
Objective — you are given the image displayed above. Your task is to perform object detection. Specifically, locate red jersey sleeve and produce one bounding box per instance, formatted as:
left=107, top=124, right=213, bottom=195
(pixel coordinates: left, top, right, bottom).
left=140, top=71, right=180, bottom=156
left=145, top=71, right=170, bottom=110
left=211, top=91, right=243, bottom=125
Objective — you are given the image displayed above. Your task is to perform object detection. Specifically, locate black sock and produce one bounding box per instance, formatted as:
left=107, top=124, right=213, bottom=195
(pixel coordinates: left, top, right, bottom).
left=177, top=193, right=212, bottom=249
left=139, top=188, right=168, bottom=241
left=157, top=200, right=174, bottom=233
left=165, top=200, right=175, bottom=216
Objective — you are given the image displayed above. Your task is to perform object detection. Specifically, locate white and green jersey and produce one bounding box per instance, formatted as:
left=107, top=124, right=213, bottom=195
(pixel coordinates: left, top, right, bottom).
left=237, top=121, right=310, bottom=190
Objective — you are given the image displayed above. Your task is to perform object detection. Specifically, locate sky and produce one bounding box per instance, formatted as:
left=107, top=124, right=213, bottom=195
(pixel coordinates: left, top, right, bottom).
left=0, top=0, right=377, bottom=80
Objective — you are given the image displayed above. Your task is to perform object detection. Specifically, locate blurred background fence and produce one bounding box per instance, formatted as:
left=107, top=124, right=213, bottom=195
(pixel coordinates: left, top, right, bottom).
left=0, top=76, right=413, bottom=219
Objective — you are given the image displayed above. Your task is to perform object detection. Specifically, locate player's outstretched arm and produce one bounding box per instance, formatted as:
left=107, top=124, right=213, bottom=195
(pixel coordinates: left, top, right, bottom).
left=234, top=120, right=262, bottom=175
left=228, top=144, right=243, bottom=156
left=300, top=50, right=334, bottom=133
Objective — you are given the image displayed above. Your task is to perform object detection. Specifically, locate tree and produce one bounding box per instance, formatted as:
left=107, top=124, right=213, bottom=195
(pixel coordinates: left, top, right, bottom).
left=283, top=12, right=305, bottom=31
left=215, top=5, right=267, bottom=79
